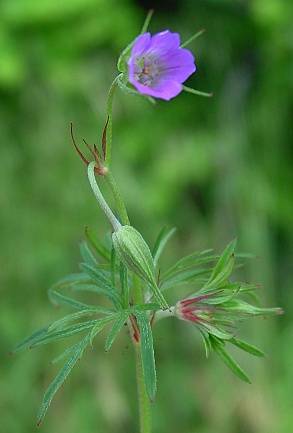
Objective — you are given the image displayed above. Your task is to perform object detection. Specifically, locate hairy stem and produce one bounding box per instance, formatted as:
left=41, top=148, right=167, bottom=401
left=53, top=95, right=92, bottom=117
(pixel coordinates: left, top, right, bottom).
left=135, top=342, right=152, bottom=433
left=87, top=161, right=121, bottom=231
left=105, top=76, right=120, bottom=166
left=102, top=77, right=151, bottom=429
left=133, top=275, right=152, bottom=433
left=105, top=170, right=130, bottom=225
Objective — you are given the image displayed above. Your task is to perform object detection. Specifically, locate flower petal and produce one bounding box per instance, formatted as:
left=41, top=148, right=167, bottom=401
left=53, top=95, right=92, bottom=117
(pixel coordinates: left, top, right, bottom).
left=149, top=30, right=180, bottom=52
left=131, top=78, right=183, bottom=101
left=131, top=33, right=151, bottom=57
left=159, top=48, right=196, bottom=82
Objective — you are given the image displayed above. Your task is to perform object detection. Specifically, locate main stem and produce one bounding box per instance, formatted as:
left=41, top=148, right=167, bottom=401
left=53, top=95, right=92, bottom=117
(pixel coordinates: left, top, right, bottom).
left=102, top=79, right=152, bottom=432
left=133, top=276, right=152, bottom=433
left=135, top=342, right=152, bottom=433
left=105, top=174, right=152, bottom=432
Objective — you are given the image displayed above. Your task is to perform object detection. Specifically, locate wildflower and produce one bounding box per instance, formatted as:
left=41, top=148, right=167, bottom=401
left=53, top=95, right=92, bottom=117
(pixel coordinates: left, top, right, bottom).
left=128, top=30, right=196, bottom=100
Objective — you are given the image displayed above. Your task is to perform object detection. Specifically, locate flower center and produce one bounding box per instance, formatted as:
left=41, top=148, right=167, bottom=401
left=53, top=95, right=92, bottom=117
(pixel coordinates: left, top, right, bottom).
left=134, top=56, right=161, bottom=87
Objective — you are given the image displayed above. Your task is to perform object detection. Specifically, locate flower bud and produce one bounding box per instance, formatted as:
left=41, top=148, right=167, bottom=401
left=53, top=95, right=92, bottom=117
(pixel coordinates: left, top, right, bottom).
left=112, top=225, right=169, bottom=310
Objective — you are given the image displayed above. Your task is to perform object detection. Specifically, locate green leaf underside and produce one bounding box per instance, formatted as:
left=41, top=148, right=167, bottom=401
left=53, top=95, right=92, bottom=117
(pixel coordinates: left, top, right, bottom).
left=135, top=311, right=157, bottom=401
left=37, top=335, right=89, bottom=426
left=105, top=311, right=129, bottom=351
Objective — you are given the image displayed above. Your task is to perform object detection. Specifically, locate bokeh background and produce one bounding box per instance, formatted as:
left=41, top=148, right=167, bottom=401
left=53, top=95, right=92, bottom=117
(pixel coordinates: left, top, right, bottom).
left=1, top=0, right=292, bottom=432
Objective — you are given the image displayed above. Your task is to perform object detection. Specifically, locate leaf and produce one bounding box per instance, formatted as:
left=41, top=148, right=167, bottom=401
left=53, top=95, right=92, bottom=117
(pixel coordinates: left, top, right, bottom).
left=48, top=288, right=97, bottom=310
left=85, top=226, right=111, bottom=262
left=110, top=245, right=117, bottom=286
left=135, top=311, right=157, bottom=401
left=37, top=335, right=89, bottom=426
left=229, top=338, right=265, bottom=357
left=79, top=241, right=97, bottom=267
left=80, top=263, right=112, bottom=287
left=152, top=227, right=176, bottom=267
left=198, top=322, right=232, bottom=340
left=89, top=316, right=116, bottom=345
left=54, top=273, right=91, bottom=288
left=104, top=311, right=129, bottom=351
left=161, top=268, right=212, bottom=290
left=222, top=299, right=282, bottom=317
left=71, top=283, right=121, bottom=307
left=79, top=263, right=122, bottom=308
left=30, top=321, right=99, bottom=348
left=48, top=308, right=112, bottom=332
left=120, top=263, right=129, bottom=308
left=162, top=249, right=216, bottom=279
left=13, top=326, right=49, bottom=353
left=205, top=240, right=236, bottom=290
left=130, top=303, right=160, bottom=312
left=210, top=336, right=251, bottom=383
left=199, top=331, right=211, bottom=358
left=51, top=342, right=81, bottom=364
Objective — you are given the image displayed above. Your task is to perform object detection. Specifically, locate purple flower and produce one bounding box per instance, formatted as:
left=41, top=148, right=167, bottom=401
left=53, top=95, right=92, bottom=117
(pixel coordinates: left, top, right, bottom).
left=128, top=30, right=196, bottom=100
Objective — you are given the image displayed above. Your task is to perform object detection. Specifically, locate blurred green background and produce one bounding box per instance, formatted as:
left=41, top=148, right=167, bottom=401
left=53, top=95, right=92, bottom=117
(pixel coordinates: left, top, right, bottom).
left=1, top=0, right=292, bottom=432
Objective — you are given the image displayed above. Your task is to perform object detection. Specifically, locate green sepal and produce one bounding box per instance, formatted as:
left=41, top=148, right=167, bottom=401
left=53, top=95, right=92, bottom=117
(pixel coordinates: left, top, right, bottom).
left=117, top=74, right=156, bottom=104
left=117, top=9, right=154, bottom=73
left=112, top=225, right=169, bottom=309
